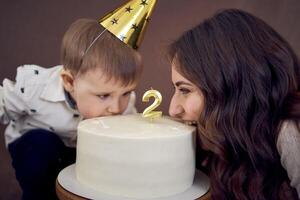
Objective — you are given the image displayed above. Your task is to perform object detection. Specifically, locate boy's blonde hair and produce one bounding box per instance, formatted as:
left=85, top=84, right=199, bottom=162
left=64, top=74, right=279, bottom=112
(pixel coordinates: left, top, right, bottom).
left=61, top=18, right=142, bottom=85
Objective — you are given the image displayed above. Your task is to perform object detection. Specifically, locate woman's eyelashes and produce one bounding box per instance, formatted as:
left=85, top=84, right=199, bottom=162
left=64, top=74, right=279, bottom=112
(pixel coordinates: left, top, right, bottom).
left=178, top=87, right=191, bottom=95
left=172, top=83, right=192, bottom=95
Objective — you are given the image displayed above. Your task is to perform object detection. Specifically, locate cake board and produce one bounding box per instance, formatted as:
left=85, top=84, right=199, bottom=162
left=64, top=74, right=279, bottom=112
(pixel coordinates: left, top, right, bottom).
left=57, top=164, right=210, bottom=200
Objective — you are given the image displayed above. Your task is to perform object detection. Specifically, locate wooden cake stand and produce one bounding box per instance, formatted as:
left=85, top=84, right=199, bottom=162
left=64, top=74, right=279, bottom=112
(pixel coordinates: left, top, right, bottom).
left=56, top=180, right=211, bottom=200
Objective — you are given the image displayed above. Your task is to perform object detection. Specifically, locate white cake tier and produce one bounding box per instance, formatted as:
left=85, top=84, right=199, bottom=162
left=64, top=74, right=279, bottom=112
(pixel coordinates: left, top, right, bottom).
left=76, top=114, right=196, bottom=199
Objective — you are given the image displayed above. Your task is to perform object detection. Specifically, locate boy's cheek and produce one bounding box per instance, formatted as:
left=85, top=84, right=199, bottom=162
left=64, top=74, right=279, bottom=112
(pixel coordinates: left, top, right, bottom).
left=77, top=97, right=130, bottom=118
left=77, top=103, right=106, bottom=119
left=117, top=99, right=130, bottom=114
left=80, top=110, right=106, bottom=119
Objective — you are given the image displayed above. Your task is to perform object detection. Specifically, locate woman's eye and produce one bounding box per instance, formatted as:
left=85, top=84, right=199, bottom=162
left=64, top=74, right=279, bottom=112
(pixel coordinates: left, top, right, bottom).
left=179, top=88, right=191, bottom=95
left=97, top=94, right=110, bottom=100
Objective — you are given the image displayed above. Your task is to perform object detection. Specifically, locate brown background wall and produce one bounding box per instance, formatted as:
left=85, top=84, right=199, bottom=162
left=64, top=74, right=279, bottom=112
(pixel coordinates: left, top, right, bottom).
left=1, top=0, right=300, bottom=199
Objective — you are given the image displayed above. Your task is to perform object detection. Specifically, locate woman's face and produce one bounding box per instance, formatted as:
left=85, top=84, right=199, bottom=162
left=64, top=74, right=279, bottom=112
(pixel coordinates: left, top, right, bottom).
left=169, top=65, right=204, bottom=123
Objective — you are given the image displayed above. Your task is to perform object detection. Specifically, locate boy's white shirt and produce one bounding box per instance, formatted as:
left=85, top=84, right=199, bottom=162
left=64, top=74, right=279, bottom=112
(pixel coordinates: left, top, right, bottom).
left=0, top=65, right=137, bottom=147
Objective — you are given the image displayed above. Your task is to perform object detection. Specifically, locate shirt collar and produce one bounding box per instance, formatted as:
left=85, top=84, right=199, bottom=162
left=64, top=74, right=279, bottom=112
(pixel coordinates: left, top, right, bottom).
left=40, top=66, right=79, bottom=113
left=40, top=65, right=66, bottom=102
left=64, top=90, right=77, bottom=109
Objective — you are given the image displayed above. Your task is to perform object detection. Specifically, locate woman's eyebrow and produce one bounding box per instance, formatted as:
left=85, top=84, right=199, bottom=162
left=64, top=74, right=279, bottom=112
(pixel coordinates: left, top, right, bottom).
left=175, top=81, right=193, bottom=87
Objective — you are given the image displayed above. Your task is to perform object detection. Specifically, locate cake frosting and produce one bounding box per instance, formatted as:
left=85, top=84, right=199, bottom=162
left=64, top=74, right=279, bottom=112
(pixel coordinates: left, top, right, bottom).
left=75, top=114, right=196, bottom=199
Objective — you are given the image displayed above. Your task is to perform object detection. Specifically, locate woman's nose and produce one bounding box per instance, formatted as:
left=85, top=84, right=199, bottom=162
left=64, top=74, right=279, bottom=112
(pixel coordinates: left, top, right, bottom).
left=169, top=96, right=184, bottom=118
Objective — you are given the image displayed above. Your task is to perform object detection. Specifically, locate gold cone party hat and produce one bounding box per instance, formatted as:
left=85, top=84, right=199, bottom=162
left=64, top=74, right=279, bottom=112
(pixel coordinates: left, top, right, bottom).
left=99, top=0, right=157, bottom=49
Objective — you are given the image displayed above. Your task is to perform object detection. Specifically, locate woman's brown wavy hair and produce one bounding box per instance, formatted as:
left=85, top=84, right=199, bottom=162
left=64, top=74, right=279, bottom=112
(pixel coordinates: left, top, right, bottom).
left=168, top=9, right=300, bottom=199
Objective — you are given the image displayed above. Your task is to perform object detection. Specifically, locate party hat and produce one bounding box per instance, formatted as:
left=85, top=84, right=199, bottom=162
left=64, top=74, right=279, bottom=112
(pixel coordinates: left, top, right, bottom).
left=99, top=0, right=157, bottom=49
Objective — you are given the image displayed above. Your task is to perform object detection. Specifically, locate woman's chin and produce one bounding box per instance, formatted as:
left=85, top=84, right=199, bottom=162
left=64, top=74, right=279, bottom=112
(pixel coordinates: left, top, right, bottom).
left=184, top=121, right=198, bottom=126
left=169, top=117, right=197, bottom=126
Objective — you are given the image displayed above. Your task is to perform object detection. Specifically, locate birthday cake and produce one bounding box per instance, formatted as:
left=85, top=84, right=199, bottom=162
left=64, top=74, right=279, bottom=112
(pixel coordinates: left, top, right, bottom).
left=75, top=114, right=196, bottom=199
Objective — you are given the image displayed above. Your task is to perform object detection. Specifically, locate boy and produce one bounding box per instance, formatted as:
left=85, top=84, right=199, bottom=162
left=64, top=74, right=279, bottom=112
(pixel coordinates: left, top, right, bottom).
left=1, top=0, right=157, bottom=197
left=0, top=18, right=142, bottom=200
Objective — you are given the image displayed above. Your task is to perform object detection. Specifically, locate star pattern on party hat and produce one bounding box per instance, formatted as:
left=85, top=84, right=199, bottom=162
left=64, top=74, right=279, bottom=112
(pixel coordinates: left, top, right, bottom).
left=99, top=0, right=157, bottom=50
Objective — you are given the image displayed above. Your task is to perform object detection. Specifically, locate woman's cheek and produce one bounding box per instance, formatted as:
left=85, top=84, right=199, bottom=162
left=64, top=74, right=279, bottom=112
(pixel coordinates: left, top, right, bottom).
left=187, top=102, right=203, bottom=121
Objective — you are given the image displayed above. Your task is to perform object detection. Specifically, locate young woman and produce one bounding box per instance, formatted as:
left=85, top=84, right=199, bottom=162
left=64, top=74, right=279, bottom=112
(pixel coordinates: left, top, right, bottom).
left=168, top=9, right=300, bottom=199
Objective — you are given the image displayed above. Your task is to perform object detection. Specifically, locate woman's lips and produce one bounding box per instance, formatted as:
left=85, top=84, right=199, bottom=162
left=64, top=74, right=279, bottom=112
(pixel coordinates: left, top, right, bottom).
left=169, top=117, right=197, bottom=126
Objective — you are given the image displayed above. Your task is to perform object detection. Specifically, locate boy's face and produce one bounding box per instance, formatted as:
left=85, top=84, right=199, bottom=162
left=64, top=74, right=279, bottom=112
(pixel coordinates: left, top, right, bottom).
left=62, top=68, right=137, bottom=119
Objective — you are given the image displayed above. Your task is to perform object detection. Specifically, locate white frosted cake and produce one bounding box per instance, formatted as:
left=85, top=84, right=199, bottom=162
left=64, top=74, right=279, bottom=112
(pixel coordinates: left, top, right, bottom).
left=75, top=114, right=196, bottom=199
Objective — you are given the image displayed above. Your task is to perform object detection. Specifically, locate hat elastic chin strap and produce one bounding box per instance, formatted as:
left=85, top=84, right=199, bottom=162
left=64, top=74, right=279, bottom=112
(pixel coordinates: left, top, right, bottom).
left=84, top=29, right=108, bottom=56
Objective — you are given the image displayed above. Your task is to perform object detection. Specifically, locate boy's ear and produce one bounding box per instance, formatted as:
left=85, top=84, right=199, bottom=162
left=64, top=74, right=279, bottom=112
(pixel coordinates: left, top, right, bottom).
left=61, top=69, right=74, bottom=92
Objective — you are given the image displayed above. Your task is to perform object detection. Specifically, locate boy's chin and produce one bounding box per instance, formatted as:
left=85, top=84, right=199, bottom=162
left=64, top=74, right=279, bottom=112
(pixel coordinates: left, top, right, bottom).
left=84, top=113, right=122, bottom=119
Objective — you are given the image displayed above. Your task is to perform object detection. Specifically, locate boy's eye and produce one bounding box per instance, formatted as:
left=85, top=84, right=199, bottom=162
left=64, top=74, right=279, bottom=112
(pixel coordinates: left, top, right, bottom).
left=123, top=91, right=132, bottom=97
left=97, top=94, right=110, bottom=100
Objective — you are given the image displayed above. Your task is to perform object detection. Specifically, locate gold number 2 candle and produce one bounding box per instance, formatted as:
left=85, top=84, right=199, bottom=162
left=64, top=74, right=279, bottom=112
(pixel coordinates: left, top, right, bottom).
left=142, top=89, right=162, bottom=119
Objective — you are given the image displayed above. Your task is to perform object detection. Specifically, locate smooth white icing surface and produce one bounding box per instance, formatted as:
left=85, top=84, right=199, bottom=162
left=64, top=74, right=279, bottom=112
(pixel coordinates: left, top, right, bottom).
left=75, top=114, right=196, bottom=199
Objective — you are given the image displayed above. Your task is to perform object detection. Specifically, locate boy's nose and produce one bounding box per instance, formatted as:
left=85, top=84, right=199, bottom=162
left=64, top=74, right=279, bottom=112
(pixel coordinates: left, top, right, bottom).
left=108, top=100, right=121, bottom=115
left=169, top=96, right=184, bottom=118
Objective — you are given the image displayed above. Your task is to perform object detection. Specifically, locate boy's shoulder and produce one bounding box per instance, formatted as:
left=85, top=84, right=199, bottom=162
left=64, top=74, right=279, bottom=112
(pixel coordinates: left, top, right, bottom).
left=14, top=65, right=62, bottom=86
left=7, top=64, right=63, bottom=101
left=16, top=65, right=62, bottom=81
